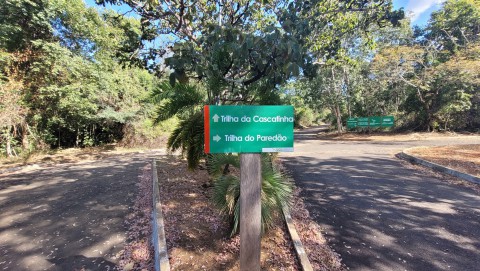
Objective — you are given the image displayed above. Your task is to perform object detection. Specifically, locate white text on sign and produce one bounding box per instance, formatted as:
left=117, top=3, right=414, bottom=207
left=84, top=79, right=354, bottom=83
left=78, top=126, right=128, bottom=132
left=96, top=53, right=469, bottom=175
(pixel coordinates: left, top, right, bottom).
left=215, top=115, right=294, bottom=123
left=221, top=134, right=289, bottom=142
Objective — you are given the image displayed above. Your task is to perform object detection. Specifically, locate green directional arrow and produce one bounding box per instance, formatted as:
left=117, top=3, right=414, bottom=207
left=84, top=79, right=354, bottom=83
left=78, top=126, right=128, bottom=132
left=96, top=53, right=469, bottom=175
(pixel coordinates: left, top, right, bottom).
left=212, top=114, right=220, bottom=122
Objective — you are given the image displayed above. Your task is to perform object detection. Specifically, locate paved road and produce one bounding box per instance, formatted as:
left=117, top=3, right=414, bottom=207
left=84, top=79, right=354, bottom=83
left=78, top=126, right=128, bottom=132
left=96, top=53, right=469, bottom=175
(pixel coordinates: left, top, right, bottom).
left=281, top=127, right=480, bottom=271
left=0, top=151, right=162, bottom=271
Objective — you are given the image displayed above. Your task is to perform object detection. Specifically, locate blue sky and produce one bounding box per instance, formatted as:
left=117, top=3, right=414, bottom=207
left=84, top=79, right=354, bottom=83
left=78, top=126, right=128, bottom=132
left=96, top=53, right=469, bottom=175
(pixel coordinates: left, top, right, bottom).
left=85, top=0, right=446, bottom=26
left=393, top=0, right=446, bottom=26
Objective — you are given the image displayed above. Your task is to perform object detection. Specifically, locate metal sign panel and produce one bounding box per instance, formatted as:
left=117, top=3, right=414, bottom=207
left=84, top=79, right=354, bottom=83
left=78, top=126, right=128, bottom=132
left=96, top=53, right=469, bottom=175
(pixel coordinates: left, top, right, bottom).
left=357, top=117, right=369, bottom=127
left=381, top=116, right=395, bottom=127
left=347, top=118, right=357, bottom=129
left=346, top=116, right=395, bottom=129
left=369, top=116, right=382, bottom=127
left=204, top=105, right=294, bottom=153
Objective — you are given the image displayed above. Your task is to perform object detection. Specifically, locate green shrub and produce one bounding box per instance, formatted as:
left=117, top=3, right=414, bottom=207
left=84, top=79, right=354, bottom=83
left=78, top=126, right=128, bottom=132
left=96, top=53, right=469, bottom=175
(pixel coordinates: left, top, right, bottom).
left=209, top=153, right=293, bottom=237
left=294, top=107, right=315, bottom=128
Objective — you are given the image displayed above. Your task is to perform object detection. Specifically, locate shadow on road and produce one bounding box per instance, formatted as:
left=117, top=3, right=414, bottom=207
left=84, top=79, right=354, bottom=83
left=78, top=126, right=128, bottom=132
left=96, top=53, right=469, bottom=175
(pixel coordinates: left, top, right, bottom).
left=0, top=153, right=159, bottom=270
left=282, top=155, right=480, bottom=271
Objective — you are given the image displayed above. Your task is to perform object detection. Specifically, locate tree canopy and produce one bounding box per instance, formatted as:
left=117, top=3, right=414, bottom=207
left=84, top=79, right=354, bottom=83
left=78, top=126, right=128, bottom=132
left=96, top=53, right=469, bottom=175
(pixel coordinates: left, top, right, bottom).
left=1, top=0, right=478, bottom=159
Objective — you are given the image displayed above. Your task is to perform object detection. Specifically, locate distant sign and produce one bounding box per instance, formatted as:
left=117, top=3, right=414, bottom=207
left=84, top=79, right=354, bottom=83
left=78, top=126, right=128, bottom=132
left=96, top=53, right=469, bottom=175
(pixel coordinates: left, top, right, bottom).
left=347, top=116, right=394, bottom=129
left=369, top=116, right=382, bottom=127
left=357, top=117, right=369, bottom=127
left=381, top=116, right=395, bottom=127
left=346, top=118, right=358, bottom=129
left=204, top=105, right=294, bottom=153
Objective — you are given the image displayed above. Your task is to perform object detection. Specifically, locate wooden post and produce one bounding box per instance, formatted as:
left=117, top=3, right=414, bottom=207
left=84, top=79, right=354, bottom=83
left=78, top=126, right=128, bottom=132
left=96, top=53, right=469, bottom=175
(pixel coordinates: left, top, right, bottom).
left=240, top=153, right=262, bottom=271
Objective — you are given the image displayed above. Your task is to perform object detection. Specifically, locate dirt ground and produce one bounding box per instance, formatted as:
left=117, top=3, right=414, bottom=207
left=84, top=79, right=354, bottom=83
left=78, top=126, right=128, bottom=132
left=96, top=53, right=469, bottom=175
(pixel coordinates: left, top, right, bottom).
left=156, top=155, right=344, bottom=271
left=317, top=130, right=478, bottom=142
left=407, top=144, right=480, bottom=177
left=0, top=145, right=155, bottom=172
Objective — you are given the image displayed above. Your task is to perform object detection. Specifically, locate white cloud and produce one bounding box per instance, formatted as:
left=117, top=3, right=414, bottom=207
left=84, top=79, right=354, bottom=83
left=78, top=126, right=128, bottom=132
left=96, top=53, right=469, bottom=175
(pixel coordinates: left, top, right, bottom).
left=406, top=0, right=446, bottom=21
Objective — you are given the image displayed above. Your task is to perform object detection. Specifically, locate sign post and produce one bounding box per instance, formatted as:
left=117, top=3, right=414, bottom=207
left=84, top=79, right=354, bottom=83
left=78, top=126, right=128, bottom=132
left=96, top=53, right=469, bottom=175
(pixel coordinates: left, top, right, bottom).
left=204, top=105, right=294, bottom=271
left=239, top=153, right=261, bottom=271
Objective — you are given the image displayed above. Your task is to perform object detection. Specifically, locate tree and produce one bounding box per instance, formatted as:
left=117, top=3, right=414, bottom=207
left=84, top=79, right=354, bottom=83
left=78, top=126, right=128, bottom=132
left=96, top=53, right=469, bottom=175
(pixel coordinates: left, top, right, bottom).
left=427, top=0, right=480, bottom=54
left=0, top=73, right=27, bottom=157
left=0, top=0, right=159, bottom=153
left=0, top=0, right=56, bottom=52
left=285, top=0, right=404, bottom=132
left=96, top=0, right=307, bottom=104
left=90, top=1, right=310, bottom=170
left=368, top=0, right=480, bottom=131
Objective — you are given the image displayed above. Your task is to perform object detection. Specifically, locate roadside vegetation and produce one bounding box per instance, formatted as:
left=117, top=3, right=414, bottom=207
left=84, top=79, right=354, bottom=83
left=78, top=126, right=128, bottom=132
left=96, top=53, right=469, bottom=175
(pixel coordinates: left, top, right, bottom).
left=1, top=0, right=478, bottom=161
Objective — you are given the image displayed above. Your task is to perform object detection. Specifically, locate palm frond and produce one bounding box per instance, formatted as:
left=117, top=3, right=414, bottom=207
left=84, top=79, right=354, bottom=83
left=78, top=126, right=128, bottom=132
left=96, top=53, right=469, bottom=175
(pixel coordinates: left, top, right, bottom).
left=212, top=153, right=293, bottom=236
left=153, top=83, right=205, bottom=123
left=207, top=153, right=240, bottom=177
left=166, top=110, right=204, bottom=169
left=212, top=174, right=241, bottom=236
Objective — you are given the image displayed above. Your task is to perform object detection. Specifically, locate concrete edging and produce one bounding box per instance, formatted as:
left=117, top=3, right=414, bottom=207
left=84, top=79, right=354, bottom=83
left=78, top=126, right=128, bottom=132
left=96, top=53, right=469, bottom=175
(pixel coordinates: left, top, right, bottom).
left=152, top=159, right=170, bottom=271
left=282, top=205, right=314, bottom=271
left=398, top=150, right=480, bottom=185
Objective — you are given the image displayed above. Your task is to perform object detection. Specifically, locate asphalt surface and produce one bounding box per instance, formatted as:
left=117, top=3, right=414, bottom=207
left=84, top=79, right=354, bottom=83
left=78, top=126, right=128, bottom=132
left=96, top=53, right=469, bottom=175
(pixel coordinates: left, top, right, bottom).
left=281, top=127, right=480, bottom=271
left=0, top=150, right=163, bottom=271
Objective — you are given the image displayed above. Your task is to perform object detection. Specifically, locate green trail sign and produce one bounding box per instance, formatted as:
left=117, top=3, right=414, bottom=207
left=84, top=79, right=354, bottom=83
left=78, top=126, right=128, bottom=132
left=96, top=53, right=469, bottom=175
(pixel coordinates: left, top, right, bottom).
left=369, top=116, right=382, bottom=127
left=357, top=117, right=369, bottom=127
left=347, top=116, right=395, bottom=129
left=380, top=116, right=394, bottom=127
left=204, top=105, right=294, bottom=153
left=347, top=118, right=358, bottom=129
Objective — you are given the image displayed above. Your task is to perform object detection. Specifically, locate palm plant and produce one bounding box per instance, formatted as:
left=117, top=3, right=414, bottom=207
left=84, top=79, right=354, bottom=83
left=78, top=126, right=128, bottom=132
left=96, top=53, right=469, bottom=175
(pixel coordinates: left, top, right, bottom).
left=151, top=82, right=205, bottom=123
left=152, top=82, right=206, bottom=169
left=167, top=110, right=204, bottom=169
left=209, top=153, right=293, bottom=236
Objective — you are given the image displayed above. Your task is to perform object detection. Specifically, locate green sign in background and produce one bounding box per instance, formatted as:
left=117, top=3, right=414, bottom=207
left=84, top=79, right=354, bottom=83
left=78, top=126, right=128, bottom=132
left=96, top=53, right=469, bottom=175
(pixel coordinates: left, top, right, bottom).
left=347, top=116, right=394, bottom=129
left=346, top=118, right=357, bottom=129
left=205, top=105, right=294, bottom=153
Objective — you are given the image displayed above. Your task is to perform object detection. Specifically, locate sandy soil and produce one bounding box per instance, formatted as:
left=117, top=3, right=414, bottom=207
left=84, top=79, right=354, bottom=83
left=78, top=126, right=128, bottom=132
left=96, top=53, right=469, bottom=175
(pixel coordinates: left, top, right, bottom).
left=0, top=145, right=160, bottom=172
left=318, top=130, right=479, bottom=142
left=156, top=155, right=345, bottom=271
left=407, top=145, right=480, bottom=177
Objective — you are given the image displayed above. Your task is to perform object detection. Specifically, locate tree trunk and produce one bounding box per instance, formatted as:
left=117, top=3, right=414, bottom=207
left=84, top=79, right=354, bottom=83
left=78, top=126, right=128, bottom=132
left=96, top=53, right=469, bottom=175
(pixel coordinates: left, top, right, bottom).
left=6, top=129, right=13, bottom=158
left=75, top=126, right=80, bottom=147
left=21, top=123, right=29, bottom=150
left=414, top=87, right=434, bottom=131
left=335, top=104, right=343, bottom=134
left=343, top=66, right=352, bottom=118
left=6, top=141, right=12, bottom=157
left=331, top=66, right=343, bottom=134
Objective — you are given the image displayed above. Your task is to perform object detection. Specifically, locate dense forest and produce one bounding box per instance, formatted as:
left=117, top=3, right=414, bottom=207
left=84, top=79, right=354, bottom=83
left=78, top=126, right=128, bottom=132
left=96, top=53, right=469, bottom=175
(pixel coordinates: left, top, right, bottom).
left=1, top=0, right=479, bottom=158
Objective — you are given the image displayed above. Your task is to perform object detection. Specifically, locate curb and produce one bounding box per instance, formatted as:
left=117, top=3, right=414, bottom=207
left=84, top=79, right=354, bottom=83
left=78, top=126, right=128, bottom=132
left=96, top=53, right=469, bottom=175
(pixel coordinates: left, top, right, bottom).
left=282, top=205, right=314, bottom=271
left=152, top=159, right=171, bottom=271
left=398, top=150, right=480, bottom=185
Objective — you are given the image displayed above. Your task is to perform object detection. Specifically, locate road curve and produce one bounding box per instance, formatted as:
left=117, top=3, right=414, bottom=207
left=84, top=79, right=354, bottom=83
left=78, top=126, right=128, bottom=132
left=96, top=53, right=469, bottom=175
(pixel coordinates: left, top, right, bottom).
left=0, top=150, right=163, bottom=271
left=281, top=127, right=480, bottom=271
